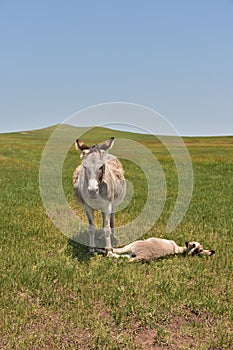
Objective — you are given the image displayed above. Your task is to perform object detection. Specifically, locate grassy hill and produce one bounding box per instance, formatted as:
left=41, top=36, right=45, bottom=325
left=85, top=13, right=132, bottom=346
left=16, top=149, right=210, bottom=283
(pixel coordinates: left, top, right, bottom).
left=0, top=126, right=232, bottom=349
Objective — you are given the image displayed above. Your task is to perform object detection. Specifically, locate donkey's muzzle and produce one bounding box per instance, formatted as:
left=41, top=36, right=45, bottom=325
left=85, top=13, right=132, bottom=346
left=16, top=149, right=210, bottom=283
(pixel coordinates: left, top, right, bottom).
left=88, top=188, right=99, bottom=198
left=87, top=179, right=99, bottom=198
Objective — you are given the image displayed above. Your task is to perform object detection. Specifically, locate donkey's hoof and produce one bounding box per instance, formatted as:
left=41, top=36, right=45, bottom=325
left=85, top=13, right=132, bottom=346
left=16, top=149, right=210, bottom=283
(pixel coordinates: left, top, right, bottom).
left=106, top=250, right=120, bottom=258
left=96, top=248, right=106, bottom=255
left=106, top=248, right=114, bottom=256
left=89, top=248, right=95, bottom=256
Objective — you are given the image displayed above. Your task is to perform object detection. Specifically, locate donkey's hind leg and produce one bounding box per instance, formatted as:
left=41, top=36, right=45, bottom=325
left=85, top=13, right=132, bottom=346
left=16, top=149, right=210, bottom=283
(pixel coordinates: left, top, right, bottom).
left=110, top=212, right=118, bottom=246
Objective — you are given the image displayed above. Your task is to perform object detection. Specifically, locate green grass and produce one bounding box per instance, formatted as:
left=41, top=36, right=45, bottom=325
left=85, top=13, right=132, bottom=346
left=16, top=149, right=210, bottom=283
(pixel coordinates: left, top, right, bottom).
left=0, top=126, right=232, bottom=349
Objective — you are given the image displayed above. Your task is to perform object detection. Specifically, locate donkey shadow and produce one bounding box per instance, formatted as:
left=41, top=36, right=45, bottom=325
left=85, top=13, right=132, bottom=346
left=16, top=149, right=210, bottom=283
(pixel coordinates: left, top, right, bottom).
left=67, top=230, right=116, bottom=262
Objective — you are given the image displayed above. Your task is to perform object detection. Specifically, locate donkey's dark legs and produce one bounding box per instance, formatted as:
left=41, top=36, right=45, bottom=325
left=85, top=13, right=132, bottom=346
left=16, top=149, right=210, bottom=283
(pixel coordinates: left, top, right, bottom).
left=110, top=212, right=118, bottom=246
left=110, top=212, right=114, bottom=236
left=85, top=206, right=96, bottom=254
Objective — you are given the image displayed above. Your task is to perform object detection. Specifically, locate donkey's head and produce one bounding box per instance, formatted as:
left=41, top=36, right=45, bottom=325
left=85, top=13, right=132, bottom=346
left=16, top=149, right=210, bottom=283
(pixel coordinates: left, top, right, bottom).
left=185, top=241, right=215, bottom=256
left=75, top=137, right=115, bottom=199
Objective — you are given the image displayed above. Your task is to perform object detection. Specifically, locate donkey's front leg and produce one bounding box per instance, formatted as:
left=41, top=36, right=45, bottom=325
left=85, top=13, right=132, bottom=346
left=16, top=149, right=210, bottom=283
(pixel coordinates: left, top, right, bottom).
left=110, top=212, right=118, bottom=246
left=85, top=206, right=96, bottom=254
left=102, top=204, right=113, bottom=252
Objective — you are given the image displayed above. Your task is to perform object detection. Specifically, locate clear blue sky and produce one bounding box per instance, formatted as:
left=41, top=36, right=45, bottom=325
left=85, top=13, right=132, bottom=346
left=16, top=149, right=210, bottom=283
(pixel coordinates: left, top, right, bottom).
left=0, top=0, right=232, bottom=135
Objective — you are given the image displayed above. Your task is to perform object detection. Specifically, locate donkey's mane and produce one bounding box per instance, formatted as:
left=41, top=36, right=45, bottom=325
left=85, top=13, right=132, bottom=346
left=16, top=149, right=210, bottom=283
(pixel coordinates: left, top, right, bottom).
left=85, top=144, right=108, bottom=160
left=88, top=144, right=97, bottom=152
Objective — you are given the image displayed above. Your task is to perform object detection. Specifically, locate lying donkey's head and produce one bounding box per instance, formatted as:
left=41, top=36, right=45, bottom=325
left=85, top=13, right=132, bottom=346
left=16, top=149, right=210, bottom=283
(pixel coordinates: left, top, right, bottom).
left=75, top=137, right=115, bottom=199
left=185, top=241, right=215, bottom=256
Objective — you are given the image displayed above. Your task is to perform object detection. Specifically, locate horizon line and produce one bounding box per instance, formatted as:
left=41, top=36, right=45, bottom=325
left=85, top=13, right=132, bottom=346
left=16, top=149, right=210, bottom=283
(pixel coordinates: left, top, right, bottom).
left=0, top=123, right=233, bottom=138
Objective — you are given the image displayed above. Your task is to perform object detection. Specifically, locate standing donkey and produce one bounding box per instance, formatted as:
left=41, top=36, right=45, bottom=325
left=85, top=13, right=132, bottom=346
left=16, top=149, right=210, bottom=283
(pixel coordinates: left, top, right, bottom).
left=73, top=137, right=126, bottom=253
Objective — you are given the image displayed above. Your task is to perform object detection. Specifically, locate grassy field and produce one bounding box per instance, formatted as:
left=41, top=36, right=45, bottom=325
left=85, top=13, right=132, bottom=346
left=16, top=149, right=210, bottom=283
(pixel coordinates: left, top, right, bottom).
left=0, top=126, right=232, bottom=350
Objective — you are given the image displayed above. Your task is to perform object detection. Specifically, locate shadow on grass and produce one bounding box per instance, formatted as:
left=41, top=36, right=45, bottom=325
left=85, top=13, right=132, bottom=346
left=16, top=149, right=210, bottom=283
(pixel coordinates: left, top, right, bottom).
left=67, top=230, right=107, bottom=262
left=67, top=239, right=91, bottom=262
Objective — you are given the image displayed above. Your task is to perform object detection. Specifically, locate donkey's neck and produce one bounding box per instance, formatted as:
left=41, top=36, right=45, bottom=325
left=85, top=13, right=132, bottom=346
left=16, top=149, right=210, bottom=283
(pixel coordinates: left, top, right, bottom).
left=176, top=246, right=187, bottom=254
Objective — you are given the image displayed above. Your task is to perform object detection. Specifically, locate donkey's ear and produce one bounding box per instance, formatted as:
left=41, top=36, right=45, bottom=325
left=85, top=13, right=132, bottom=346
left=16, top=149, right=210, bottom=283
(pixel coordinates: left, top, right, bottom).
left=185, top=242, right=193, bottom=248
left=75, top=140, right=90, bottom=158
left=75, top=139, right=90, bottom=151
left=100, top=137, right=115, bottom=151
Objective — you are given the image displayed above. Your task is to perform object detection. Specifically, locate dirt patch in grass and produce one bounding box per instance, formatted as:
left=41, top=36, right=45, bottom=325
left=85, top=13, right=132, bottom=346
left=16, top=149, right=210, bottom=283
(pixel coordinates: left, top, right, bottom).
left=133, top=306, right=232, bottom=350
left=134, top=328, right=160, bottom=349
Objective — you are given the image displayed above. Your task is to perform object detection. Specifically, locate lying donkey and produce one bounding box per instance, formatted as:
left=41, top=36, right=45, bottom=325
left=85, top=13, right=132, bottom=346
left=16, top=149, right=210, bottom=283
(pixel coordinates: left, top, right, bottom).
left=111, top=238, right=215, bottom=261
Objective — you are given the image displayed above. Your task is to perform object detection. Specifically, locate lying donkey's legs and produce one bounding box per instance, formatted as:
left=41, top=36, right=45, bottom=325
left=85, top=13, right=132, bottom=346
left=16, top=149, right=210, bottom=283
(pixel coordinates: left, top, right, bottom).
left=85, top=206, right=96, bottom=254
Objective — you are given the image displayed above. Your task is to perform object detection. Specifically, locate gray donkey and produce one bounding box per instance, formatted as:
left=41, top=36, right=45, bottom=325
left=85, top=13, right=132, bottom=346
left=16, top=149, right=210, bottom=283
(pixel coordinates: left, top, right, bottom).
left=73, top=137, right=126, bottom=253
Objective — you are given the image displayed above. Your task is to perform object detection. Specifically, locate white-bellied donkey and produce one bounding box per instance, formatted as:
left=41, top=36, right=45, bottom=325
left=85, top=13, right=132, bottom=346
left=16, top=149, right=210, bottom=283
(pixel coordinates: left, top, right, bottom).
left=112, top=238, right=215, bottom=262
left=73, top=137, right=126, bottom=254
